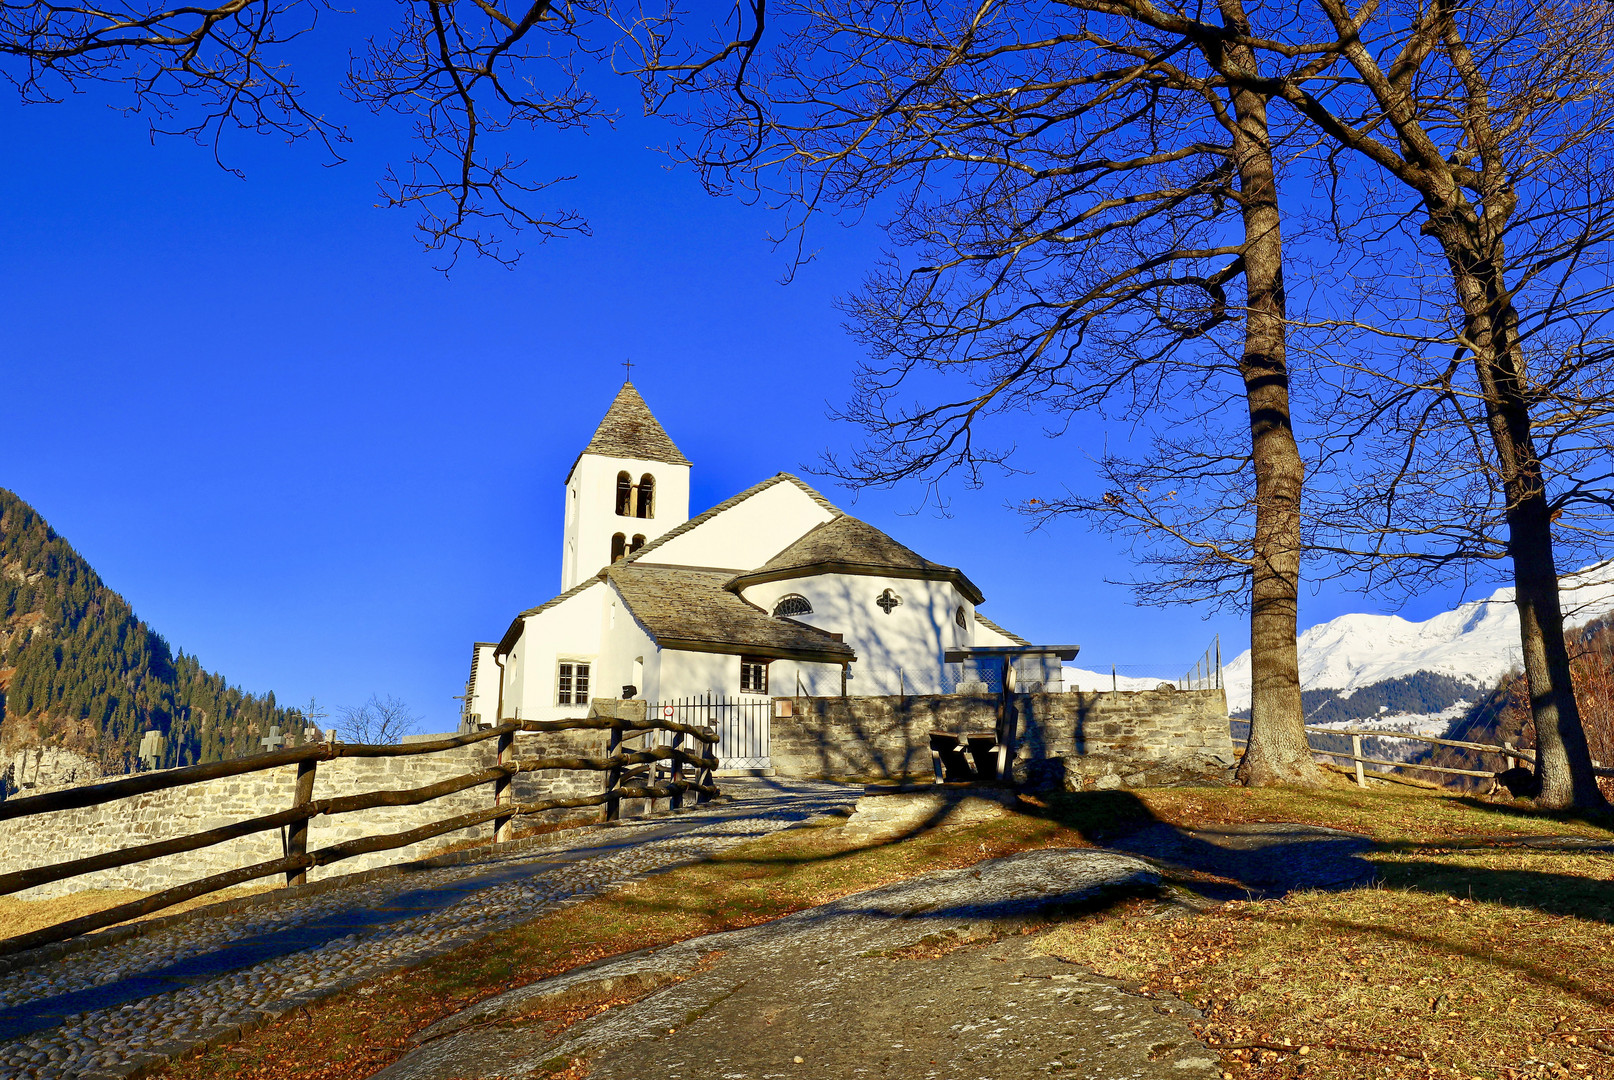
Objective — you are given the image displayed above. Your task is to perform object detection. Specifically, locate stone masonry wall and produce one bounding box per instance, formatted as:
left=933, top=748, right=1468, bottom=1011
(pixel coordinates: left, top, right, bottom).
left=771, top=687, right=1235, bottom=785
left=0, top=727, right=611, bottom=902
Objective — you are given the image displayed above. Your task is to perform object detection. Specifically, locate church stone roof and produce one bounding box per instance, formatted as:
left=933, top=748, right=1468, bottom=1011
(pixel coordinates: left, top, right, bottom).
left=608, top=563, right=855, bottom=663
left=567, top=382, right=691, bottom=480
left=974, top=614, right=1030, bottom=646
left=727, top=515, right=985, bottom=604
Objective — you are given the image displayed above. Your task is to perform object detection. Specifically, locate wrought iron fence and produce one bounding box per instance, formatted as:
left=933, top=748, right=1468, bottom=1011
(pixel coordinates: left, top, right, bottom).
left=650, top=694, right=772, bottom=770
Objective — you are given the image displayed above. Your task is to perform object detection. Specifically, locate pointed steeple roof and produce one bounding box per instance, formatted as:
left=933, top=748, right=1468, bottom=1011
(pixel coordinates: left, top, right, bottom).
left=567, top=382, right=691, bottom=480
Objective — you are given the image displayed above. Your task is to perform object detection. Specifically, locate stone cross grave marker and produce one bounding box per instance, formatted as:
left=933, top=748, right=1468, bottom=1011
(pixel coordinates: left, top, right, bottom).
left=261, top=726, right=286, bottom=753
left=137, top=729, right=165, bottom=770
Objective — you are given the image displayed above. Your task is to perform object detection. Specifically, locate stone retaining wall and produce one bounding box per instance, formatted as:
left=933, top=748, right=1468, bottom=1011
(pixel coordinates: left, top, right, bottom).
left=0, top=727, right=612, bottom=902
left=771, top=687, right=1235, bottom=786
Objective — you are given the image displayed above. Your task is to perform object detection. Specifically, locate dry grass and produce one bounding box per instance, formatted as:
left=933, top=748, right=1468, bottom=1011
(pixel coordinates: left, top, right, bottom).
left=1035, top=785, right=1614, bottom=1080
left=154, top=810, right=1080, bottom=1080
left=1039, top=860, right=1614, bottom=1080
left=140, top=784, right=1614, bottom=1080
left=0, top=885, right=274, bottom=940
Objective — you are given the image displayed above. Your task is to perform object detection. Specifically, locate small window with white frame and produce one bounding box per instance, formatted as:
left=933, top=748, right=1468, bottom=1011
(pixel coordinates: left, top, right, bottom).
left=739, top=656, right=769, bottom=694
left=557, top=661, right=591, bottom=705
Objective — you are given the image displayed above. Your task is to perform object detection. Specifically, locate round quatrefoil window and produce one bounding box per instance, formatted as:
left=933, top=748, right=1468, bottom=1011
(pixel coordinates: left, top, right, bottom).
left=876, top=588, right=903, bottom=615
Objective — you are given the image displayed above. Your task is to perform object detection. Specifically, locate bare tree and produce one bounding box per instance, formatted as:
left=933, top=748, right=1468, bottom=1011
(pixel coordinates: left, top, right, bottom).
left=0, top=0, right=344, bottom=168
left=1247, top=0, right=1614, bottom=810
left=334, top=694, right=419, bottom=745
left=624, top=0, right=1338, bottom=785
left=3, top=0, right=615, bottom=266
left=345, top=0, right=613, bottom=268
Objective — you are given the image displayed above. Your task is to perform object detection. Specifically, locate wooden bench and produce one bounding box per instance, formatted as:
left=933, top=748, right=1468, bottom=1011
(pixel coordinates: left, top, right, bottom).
left=929, top=732, right=1001, bottom=783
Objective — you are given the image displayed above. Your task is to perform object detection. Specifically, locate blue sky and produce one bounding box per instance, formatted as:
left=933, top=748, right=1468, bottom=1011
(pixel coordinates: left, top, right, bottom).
left=0, top=20, right=1473, bottom=732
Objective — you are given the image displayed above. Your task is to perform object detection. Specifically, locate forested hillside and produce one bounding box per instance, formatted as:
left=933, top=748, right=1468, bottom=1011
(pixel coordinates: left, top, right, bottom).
left=1231, top=670, right=1482, bottom=724
left=1421, top=614, right=1614, bottom=795
left=0, top=489, right=303, bottom=773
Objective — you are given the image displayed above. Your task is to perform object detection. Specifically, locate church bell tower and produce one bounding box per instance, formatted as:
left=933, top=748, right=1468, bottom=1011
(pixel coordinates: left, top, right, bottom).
left=561, top=381, right=692, bottom=590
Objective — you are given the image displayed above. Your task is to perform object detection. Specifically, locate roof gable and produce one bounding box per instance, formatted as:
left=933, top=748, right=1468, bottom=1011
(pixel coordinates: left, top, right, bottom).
left=607, top=563, right=854, bottom=662
left=567, top=382, right=691, bottom=480
left=621, top=473, right=840, bottom=571
left=497, top=578, right=604, bottom=654
left=727, top=514, right=985, bottom=604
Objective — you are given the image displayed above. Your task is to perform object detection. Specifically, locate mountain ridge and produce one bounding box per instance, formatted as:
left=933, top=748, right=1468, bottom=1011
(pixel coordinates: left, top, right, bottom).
left=1, top=488, right=303, bottom=787
left=1222, top=561, right=1614, bottom=715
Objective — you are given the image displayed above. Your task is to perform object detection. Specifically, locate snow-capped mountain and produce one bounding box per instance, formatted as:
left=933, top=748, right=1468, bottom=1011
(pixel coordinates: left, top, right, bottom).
left=1223, top=561, right=1614, bottom=714
left=1061, top=666, right=1171, bottom=692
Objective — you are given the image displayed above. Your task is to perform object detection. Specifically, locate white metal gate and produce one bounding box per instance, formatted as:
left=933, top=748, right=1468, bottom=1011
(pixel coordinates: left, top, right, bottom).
left=652, top=694, right=770, bottom=770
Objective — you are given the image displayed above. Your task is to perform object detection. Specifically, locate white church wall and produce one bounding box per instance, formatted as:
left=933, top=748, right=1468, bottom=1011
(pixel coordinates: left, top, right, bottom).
left=596, top=584, right=661, bottom=700
left=466, top=642, right=499, bottom=727
left=648, top=650, right=842, bottom=701
left=564, top=452, right=691, bottom=590
left=655, top=649, right=740, bottom=699
left=505, top=582, right=607, bottom=723
left=763, top=658, right=845, bottom=698
left=646, top=479, right=834, bottom=572
left=739, top=573, right=974, bottom=694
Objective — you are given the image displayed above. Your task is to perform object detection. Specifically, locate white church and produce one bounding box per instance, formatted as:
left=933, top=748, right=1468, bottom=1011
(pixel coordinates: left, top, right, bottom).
left=461, top=382, right=1044, bottom=729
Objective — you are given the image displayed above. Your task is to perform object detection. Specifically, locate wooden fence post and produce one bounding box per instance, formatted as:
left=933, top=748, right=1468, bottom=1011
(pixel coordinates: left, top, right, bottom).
left=493, top=727, right=515, bottom=843
left=669, top=730, right=686, bottom=810
left=1351, top=734, right=1366, bottom=788
left=1503, top=741, right=1518, bottom=772
left=697, top=727, right=716, bottom=803
left=605, top=721, right=623, bottom=821
left=286, top=759, right=317, bottom=886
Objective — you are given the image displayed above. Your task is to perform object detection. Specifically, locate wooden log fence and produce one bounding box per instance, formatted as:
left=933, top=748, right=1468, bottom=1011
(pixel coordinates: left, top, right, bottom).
left=1234, top=724, right=1614, bottom=786
left=0, top=711, right=719, bottom=958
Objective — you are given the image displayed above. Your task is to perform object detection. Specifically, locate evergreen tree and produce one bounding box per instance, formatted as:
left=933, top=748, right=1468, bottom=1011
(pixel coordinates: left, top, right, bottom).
left=0, top=488, right=302, bottom=773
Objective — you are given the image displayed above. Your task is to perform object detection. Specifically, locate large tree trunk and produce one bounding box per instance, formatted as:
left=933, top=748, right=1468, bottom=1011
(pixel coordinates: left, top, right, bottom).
left=1508, top=505, right=1604, bottom=809
left=1439, top=236, right=1609, bottom=810
left=1218, top=11, right=1326, bottom=788
left=1410, top=140, right=1608, bottom=808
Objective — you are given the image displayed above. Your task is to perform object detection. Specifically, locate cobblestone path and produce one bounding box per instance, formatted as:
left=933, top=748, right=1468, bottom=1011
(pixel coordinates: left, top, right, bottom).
left=0, top=779, right=859, bottom=1080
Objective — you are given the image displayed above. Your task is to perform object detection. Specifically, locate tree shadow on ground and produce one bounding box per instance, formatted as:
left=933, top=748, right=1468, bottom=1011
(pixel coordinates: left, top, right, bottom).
left=1447, top=793, right=1614, bottom=831
left=1030, top=789, right=1614, bottom=922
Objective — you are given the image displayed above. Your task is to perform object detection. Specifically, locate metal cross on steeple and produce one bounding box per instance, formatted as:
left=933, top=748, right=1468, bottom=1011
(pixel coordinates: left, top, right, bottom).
left=622, top=358, right=634, bottom=382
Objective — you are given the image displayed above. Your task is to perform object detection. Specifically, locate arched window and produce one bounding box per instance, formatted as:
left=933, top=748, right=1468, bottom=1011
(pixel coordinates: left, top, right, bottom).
left=636, top=474, right=655, bottom=518
left=955, top=605, right=968, bottom=628
left=773, top=595, right=813, bottom=617
left=611, top=533, right=626, bottom=562
left=630, top=534, right=646, bottom=553
left=615, top=472, right=632, bottom=516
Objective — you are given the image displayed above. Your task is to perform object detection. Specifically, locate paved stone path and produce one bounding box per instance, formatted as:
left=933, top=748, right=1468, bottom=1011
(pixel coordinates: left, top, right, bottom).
left=375, top=847, right=1212, bottom=1080
left=0, top=778, right=860, bottom=1080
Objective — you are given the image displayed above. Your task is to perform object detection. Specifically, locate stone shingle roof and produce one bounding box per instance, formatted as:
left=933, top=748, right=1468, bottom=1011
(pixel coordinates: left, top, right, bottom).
left=567, top=382, right=691, bottom=480
left=974, top=614, right=1030, bottom=646
left=726, top=515, right=985, bottom=604
left=608, top=563, right=855, bottom=662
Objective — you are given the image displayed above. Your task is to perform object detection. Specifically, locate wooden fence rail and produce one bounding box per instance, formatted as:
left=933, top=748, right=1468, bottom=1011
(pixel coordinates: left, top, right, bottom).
left=0, top=708, right=719, bottom=958
left=1233, top=724, right=1614, bottom=786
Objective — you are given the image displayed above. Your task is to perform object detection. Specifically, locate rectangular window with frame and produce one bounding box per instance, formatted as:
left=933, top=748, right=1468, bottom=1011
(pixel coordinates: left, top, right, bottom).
left=557, top=661, right=591, bottom=705
left=739, top=656, right=770, bottom=695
